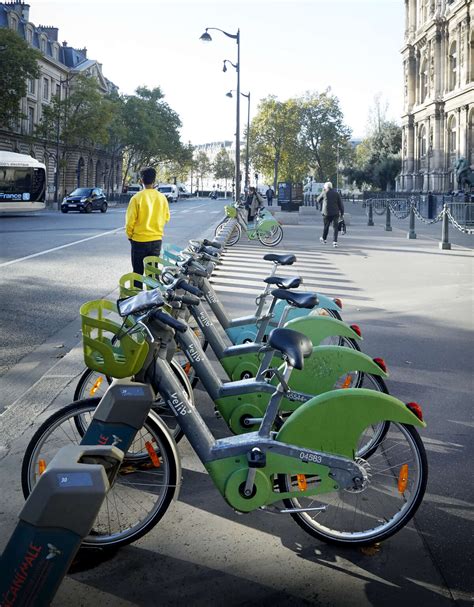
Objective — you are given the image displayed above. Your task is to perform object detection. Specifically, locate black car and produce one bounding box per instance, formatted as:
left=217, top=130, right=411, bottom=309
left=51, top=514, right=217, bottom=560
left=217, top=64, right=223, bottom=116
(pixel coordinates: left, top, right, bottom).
left=61, top=187, right=108, bottom=213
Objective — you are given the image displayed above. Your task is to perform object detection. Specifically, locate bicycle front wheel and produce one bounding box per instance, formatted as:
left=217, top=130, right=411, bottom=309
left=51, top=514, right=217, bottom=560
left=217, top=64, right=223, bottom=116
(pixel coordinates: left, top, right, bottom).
left=226, top=222, right=242, bottom=246
left=73, top=358, right=191, bottom=443
left=22, top=399, right=179, bottom=550
left=257, top=224, right=283, bottom=247
left=279, top=423, right=427, bottom=546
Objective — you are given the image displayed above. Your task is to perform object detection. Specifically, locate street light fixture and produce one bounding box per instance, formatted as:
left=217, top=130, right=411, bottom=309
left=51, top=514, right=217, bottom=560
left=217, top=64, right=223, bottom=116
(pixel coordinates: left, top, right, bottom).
left=226, top=90, right=250, bottom=191
left=200, top=26, right=241, bottom=202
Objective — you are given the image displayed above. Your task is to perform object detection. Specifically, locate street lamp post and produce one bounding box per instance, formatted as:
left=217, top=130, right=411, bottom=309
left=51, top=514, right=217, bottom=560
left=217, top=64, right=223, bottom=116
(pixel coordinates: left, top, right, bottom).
left=200, top=27, right=241, bottom=202
left=227, top=90, right=250, bottom=192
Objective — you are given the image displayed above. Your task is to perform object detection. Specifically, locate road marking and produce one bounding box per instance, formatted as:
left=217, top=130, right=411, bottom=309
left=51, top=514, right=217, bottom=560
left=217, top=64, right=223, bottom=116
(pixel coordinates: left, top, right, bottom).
left=0, top=227, right=124, bottom=269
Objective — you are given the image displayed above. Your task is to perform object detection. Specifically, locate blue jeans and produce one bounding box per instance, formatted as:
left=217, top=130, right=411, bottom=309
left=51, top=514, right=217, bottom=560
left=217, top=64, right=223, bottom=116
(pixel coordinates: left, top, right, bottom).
left=130, top=239, right=162, bottom=275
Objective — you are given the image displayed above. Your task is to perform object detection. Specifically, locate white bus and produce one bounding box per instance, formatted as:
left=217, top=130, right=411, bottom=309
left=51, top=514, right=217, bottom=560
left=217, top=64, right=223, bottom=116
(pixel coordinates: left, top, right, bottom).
left=0, top=151, right=46, bottom=213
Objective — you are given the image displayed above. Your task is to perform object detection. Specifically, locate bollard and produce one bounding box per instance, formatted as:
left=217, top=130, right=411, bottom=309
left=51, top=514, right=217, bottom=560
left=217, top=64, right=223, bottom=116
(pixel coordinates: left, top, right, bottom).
left=407, top=204, right=417, bottom=239
left=439, top=204, right=451, bottom=250
left=367, top=201, right=374, bottom=226
left=385, top=204, right=392, bottom=231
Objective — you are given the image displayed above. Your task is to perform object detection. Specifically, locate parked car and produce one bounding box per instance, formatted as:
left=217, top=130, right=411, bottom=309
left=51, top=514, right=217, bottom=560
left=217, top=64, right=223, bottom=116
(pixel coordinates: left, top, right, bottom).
left=61, top=187, right=107, bottom=213
left=178, top=184, right=191, bottom=199
left=124, top=184, right=141, bottom=197
left=157, top=184, right=179, bottom=203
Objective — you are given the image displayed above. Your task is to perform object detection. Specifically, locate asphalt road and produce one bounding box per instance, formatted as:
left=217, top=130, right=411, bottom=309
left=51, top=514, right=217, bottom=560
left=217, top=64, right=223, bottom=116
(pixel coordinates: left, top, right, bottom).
left=0, top=197, right=227, bottom=409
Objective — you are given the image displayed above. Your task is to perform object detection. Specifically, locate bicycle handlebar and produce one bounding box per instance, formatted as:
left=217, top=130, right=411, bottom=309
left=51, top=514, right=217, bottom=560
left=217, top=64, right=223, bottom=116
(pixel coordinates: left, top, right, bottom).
left=175, top=279, right=203, bottom=298
left=151, top=309, right=188, bottom=333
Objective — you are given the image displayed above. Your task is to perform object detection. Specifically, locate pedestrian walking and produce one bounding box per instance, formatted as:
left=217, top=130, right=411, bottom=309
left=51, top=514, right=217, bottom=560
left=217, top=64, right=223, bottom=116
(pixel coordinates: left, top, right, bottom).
left=265, top=186, right=274, bottom=206
left=245, top=186, right=264, bottom=222
left=317, top=181, right=344, bottom=248
left=125, top=166, right=170, bottom=275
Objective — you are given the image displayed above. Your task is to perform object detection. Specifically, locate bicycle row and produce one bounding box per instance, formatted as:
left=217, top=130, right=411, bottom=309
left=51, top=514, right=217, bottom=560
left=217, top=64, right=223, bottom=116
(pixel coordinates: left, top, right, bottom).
left=19, top=225, right=428, bottom=555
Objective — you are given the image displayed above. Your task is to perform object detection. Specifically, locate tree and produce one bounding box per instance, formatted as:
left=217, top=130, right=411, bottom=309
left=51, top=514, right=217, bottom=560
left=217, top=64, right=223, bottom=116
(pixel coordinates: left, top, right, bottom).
left=0, top=28, right=41, bottom=125
left=344, top=96, right=402, bottom=191
left=194, top=151, right=211, bottom=193
left=38, top=74, right=114, bottom=149
left=249, top=96, right=302, bottom=192
left=298, top=90, right=352, bottom=184
left=213, top=147, right=235, bottom=195
left=121, top=86, right=185, bottom=186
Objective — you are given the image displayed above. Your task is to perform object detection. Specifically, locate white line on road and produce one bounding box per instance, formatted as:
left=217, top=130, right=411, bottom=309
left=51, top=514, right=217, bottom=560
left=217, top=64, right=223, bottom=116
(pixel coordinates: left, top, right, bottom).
left=0, top=226, right=124, bottom=269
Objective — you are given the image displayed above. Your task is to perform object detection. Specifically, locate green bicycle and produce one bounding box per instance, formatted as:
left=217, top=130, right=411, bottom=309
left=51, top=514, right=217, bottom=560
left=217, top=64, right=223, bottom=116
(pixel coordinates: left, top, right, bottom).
left=215, top=203, right=284, bottom=247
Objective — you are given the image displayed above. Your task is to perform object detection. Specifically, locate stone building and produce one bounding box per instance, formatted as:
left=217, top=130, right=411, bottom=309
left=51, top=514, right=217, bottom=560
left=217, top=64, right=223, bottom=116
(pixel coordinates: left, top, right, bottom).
left=398, top=0, right=473, bottom=192
left=0, top=1, right=121, bottom=201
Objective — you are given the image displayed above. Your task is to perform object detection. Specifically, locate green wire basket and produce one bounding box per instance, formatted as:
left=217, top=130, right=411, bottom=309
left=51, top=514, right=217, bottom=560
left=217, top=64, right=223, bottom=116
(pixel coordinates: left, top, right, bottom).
left=118, top=272, right=160, bottom=298
left=80, top=299, right=149, bottom=378
left=143, top=255, right=176, bottom=282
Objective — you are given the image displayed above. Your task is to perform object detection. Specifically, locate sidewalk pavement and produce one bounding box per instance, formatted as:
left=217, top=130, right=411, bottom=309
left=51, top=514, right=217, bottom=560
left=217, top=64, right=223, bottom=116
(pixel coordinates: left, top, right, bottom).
left=0, top=209, right=472, bottom=605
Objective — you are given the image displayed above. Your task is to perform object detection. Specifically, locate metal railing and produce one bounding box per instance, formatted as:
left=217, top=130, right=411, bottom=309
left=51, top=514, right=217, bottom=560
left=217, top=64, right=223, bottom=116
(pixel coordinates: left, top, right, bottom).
left=363, top=196, right=473, bottom=250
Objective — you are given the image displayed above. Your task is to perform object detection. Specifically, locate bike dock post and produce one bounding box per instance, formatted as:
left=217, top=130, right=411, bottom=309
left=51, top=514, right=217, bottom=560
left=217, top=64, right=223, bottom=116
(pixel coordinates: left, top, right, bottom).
left=385, top=203, right=392, bottom=231
left=407, top=203, right=417, bottom=239
left=439, top=204, right=451, bottom=250
left=0, top=444, right=123, bottom=607
left=367, top=200, right=374, bottom=226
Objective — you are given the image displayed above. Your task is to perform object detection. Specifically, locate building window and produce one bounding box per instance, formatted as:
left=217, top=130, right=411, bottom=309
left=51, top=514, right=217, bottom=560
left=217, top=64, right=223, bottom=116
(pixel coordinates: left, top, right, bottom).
left=9, top=16, right=18, bottom=31
left=448, top=42, right=457, bottom=91
left=43, top=78, right=49, bottom=101
left=470, top=29, right=474, bottom=82
left=27, top=107, right=35, bottom=135
left=420, top=59, right=428, bottom=103
left=419, top=125, right=427, bottom=158
left=26, top=28, right=32, bottom=44
left=447, top=116, right=457, bottom=155
left=56, top=83, right=61, bottom=99
left=468, top=110, right=473, bottom=166
left=28, top=79, right=36, bottom=95
left=40, top=37, right=47, bottom=54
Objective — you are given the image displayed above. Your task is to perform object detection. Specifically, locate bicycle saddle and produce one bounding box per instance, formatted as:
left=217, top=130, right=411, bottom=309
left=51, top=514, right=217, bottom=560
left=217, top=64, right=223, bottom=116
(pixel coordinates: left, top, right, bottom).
left=263, top=253, right=296, bottom=265
left=268, top=328, right=312, bottom=370
left=264, top=275, right=302, bottom=289
left=118, top=288, right=164, bottom=317
left=271, top=288, right=318, bottom=309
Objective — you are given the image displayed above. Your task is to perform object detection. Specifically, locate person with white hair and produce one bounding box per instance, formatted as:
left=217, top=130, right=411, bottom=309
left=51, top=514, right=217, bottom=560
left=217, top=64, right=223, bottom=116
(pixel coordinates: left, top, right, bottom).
left=317, top=181, right=344, bottom=248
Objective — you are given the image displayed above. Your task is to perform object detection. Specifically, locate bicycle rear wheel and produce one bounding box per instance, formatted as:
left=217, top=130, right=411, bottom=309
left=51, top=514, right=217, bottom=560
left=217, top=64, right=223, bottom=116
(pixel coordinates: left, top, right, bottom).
left=279, top=423, right=427, bottom=546
left=257, top=224, right=283, bottom=247
left=22, top=399, right=178, bottom=550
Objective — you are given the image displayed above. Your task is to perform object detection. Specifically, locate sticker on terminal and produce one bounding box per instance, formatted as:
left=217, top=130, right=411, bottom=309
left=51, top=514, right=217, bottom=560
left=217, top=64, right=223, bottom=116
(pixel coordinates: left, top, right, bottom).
left=56, top=473, right=93, bottom=487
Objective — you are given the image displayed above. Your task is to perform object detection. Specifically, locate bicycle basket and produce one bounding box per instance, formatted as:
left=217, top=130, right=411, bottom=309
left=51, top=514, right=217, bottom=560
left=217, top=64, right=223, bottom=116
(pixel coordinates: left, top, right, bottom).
left=143, top=255, right=176, bottom=281
left=162, top=243, right=183, bottom=263
left=225, top=205, right=237, bottom=218
left=80, top=299, right=149, bottom=378
left=119, top=272, right=160, bottom=299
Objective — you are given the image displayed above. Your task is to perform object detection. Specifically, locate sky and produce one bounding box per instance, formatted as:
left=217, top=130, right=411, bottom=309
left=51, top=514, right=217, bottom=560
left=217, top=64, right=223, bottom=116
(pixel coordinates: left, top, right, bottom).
left=31, top=0, right=405, bottom=145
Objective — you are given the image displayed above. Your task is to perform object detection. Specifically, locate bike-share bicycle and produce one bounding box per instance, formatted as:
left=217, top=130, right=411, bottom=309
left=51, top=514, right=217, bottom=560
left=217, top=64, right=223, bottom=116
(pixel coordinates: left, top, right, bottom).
left=215, top=202, right=284, bottom=247
left=22, top=288, right=428, bottom=551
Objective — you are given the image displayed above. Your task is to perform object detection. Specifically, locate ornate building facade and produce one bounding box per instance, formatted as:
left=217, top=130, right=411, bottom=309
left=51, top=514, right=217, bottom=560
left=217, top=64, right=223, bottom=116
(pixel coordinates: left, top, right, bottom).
left=398, top=0, right=473, bottom=192
left=0, top=1, right=121, bottom=201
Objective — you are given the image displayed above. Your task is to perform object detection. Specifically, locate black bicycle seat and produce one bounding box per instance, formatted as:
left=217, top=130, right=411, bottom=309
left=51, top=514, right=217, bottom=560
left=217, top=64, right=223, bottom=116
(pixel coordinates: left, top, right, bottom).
left=271, top=288, right=318, bottom=309
left=264, top=275, right=302, bottom=289
left=117, top=288, right=164, bottom=317
left=263, top=253, right=296, bottom=265
left=268, top=328, right=312, bottom=370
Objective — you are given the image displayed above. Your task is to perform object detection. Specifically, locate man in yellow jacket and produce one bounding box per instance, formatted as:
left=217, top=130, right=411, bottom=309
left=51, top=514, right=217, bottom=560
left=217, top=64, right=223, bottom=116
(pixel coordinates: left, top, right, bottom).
left=125, top=167, right=170, bottom=275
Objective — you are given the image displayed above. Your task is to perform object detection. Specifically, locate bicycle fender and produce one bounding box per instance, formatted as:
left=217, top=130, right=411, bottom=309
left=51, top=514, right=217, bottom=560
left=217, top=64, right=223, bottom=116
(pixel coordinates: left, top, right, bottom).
left=277, top=388, right=426, bottom=460
left=286, top=345, right=386, bottom=396
left=147, top=409, right=182, bottom=500
left=226, top=323, right=258, bottom=345
left=220, top=352, right=260, bottom=381
left=284, top=316, right=362, bottom=346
